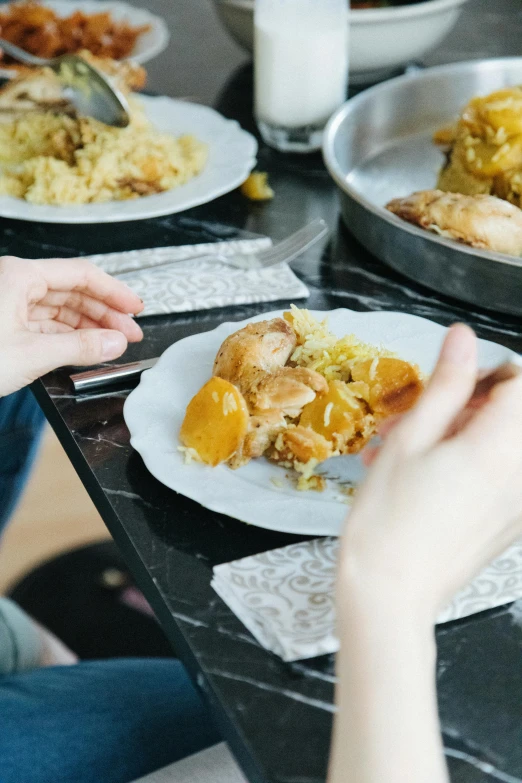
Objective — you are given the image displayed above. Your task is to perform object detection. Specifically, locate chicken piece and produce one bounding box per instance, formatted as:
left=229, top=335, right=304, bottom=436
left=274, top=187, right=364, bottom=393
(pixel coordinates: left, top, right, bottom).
left=243, top=410, right=287, bottom=459
left=227, top=409, right=288, bottom=470
left=386, top=190, right=522, bottom=257
left=0, top=68, right=74, bottom=122
left=213, top=318, right=327, bottom=416
left=251, top=366, right=327, bottom=417
left=351, top=357, right=424, bottom=418
left=213, top=318, right=296, bottom=392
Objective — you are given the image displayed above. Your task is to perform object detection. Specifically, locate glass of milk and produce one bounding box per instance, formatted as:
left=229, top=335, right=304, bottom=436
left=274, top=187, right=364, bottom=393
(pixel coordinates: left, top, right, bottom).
left=254, top=0, right=349, bottom=153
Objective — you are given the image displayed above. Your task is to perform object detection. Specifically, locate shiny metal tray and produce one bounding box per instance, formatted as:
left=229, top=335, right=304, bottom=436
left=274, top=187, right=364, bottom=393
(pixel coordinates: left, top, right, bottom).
left=323, top=58, right=522, bottom=317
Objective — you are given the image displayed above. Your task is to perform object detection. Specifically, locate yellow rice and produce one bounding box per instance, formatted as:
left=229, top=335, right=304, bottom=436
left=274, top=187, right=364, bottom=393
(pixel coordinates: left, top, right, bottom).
left=0, top=98, right=207, bottom=205
left=286, top=304, right=395, bottom=382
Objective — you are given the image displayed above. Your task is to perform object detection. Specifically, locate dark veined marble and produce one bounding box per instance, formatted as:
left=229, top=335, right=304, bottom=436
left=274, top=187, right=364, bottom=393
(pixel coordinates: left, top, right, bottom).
left=11, top=0, right=522, bottom=780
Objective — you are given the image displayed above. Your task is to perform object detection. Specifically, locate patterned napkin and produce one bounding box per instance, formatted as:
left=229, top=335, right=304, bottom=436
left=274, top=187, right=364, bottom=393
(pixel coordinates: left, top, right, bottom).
left=212, top=537, right=522, bottom=662
left=84, top=238, right=309, bottom=316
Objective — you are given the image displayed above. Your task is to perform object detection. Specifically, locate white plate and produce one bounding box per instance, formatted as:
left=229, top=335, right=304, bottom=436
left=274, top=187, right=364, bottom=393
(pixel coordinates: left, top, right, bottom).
left=124, top=308, right=518, bottom=537
left=0, top=95, right=257, bottom=223
left=0, top=0, right=169, bottom=75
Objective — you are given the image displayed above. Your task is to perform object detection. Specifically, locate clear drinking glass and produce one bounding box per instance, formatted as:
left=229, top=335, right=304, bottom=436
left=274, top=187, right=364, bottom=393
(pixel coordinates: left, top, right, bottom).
left=254, top=0, right=349, bottom=153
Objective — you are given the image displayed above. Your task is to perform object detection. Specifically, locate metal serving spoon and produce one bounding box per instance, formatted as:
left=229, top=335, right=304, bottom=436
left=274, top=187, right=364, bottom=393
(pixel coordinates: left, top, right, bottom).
left=0, top=38, right=130, bottom=127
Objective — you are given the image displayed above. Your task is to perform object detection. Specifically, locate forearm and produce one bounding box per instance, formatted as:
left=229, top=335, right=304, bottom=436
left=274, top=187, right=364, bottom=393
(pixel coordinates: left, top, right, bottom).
left=328, top=591, right=448, bottom=783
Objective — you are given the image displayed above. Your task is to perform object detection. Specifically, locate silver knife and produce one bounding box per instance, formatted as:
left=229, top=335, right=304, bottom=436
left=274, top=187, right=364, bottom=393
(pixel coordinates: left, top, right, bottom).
left=71, top=357, right=158, bottom=393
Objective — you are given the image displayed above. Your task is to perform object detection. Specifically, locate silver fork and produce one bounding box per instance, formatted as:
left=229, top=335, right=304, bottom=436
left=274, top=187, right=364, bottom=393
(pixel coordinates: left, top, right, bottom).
left=116, top=218, right=329, bottom=276
left=215, top=218, right=329, bottom=269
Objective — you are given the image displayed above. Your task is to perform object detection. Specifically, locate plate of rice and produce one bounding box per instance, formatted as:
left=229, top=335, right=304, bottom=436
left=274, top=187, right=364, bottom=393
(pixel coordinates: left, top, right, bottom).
left=0, top=92, right=257, bottom=223
left=124, top=307, right=516, bottom=536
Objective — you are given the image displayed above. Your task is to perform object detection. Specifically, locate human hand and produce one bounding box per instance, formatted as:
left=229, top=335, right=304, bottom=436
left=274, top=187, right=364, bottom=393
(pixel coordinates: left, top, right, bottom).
left=0, top=255, right=143, bottom=397
left=338, top=323, right=522, bottom=624
left=363, top=359, right=522, bottom=467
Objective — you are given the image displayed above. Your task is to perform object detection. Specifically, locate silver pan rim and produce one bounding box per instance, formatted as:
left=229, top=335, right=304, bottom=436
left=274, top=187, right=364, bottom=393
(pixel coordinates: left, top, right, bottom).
left=323, top=56, right=522, bottom=271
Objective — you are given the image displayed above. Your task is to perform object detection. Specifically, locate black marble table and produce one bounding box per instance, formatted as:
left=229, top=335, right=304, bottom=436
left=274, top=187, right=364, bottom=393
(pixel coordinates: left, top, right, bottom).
left=11, top=0, right=522, bottom=781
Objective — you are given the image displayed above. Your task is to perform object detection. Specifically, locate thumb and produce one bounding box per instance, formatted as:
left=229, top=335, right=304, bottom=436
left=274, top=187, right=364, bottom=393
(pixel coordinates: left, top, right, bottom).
left=401, top=323, right=478, bottom=452
left=36, top=329, right=128, bottom=374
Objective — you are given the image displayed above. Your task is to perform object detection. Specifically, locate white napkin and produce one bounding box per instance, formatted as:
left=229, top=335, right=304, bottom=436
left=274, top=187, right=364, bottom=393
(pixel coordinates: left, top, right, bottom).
left=212, top=537, right=522, bottom=662
left=84, top=238, right=309, bottom=316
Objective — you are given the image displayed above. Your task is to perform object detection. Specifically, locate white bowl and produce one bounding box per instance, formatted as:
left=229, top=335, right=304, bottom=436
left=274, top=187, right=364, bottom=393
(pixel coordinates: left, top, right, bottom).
left=213, top=0, right=470, bottom=82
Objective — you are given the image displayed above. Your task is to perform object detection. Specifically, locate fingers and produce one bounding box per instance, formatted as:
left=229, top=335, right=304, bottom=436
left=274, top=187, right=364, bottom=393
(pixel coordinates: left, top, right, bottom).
left=472, top=361, right=522, bottom=400
left=377, top=416, right=401, bottom=439
left=0, top=255, right=144, bottom=333
left=29, top=305, right=100, bottom=331
left=445, top=359, right=522, bottom=438
left=35, top=329, right=128, bottom=374
left=397, top=323, right=478, bottom=452
left=27, top=320, right=76, bottom=334
left=369, top=354, right=522, bottom=451
left=361, top=417, right=401, bottom=466
left=0, top=256, right=46, bottom=316
left=362, top=446, right=379, bottom=468
left=31, top=292, right=143, bottom=341
left=455, top=372, right=522, bottom=465
left=32, top=258, right=144, bottom=315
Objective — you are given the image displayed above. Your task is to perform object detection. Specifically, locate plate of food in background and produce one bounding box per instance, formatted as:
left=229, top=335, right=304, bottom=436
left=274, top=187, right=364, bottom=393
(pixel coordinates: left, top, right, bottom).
left=0, top=57, right=257, bottom=223
left=0, top=0, right=169, bottom=75
left=323, top=57, right=522, bottom=317
left=123, top=306, right=517, bottom=536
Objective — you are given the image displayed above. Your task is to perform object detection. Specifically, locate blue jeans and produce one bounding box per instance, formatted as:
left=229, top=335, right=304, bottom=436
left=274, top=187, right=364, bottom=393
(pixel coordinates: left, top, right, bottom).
left=0, top=658, right=220, bottom=783
left=0, top=395, right=220, bottom=780
left=0, top=388, right=45, bottom=535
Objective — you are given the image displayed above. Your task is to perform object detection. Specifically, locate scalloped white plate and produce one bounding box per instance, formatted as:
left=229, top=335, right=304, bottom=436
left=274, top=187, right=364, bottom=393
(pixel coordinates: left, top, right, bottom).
left=0, top=95, right=257, bottom=223
left=124, top=309, right=517, bottom=537
left=0, top=0, right=169, bottom=74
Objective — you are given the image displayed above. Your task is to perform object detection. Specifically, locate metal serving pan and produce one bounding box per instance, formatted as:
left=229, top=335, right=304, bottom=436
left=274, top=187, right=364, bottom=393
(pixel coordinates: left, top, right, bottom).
left=323, top=58, right=522, bottom=316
